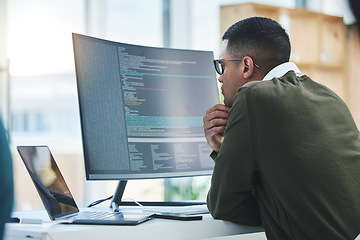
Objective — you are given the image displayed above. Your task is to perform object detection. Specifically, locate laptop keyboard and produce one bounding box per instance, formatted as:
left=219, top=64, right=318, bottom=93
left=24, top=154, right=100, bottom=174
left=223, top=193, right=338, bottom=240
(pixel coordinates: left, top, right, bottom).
left=71, top=211, right=121, bottom=220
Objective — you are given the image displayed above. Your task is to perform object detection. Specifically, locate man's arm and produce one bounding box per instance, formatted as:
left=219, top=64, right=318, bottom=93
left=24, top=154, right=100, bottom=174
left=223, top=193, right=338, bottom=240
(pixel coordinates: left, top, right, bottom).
left=206, top=88, right=262, bottom=226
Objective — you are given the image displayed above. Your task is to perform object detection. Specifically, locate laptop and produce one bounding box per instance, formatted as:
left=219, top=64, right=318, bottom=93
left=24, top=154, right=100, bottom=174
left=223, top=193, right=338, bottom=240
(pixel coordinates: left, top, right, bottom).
left=17, top=145, right=154, bottom=225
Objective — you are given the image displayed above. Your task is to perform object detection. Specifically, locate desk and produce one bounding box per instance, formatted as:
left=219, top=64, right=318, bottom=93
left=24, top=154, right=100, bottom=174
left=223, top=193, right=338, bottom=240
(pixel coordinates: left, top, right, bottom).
left=5, top=209, right=265, bottom=240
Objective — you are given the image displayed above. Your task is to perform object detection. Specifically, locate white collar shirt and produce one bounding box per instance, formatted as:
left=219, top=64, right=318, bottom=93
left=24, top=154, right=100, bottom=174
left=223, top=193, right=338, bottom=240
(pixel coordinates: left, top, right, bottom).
left=262, top=62, right=303, bottom=81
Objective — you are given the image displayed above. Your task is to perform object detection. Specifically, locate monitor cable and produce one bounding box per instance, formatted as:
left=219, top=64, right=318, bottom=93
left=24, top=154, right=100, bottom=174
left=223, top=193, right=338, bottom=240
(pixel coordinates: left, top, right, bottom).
left=87, top=195, right=113, bottom=208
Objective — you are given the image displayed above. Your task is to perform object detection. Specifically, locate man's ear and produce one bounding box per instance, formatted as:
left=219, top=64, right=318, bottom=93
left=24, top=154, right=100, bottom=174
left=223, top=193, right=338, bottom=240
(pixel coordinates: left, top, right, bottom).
left=242, top=56, right=255, bottom=79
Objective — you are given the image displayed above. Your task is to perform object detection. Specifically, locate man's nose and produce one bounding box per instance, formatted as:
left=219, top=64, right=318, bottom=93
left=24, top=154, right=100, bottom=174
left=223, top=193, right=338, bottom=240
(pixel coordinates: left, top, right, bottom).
left=218, top=74, right=223, bottom=83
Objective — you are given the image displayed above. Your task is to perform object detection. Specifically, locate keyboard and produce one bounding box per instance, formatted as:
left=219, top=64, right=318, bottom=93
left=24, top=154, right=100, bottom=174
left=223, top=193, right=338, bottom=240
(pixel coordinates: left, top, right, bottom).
left=64, top=211, right=121, bottom=220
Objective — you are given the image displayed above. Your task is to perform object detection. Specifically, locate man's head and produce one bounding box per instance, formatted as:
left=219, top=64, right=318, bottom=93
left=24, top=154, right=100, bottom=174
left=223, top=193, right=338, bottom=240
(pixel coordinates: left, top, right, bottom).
left=216, top=17, right=291, bottom=107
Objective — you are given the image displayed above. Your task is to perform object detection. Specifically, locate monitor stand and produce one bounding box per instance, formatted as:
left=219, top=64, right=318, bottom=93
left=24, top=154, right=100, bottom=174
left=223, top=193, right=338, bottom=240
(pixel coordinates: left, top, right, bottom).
left=110, top=180, right=128, bottom=208
left=110, top=180, right=206, bottom=209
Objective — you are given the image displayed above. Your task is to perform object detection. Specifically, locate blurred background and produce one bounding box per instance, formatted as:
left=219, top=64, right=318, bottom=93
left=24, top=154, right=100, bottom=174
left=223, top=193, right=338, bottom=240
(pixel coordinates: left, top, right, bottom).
left=0, top=0, right=358, bottom=212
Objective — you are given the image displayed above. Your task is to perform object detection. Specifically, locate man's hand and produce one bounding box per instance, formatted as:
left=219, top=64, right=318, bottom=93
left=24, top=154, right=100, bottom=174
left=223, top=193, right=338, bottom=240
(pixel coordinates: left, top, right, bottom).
left=203, top=104, right=230, bottom=152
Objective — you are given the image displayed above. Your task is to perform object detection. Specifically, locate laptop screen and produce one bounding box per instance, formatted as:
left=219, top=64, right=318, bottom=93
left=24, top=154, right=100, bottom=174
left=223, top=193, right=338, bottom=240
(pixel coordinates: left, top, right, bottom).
left=17, top=146, right=79, bottom=220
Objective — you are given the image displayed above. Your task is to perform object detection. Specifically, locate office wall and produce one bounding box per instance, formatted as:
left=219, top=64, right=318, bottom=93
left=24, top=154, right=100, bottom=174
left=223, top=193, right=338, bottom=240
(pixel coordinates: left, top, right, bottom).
left=0, top=0, right=9, bottom=131
left=346, top=26, right=360, bottom=128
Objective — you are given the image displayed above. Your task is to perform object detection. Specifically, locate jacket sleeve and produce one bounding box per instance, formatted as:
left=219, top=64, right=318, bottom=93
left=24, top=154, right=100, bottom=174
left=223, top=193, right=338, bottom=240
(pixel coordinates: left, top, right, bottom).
left=207, top=86, right=262, bottom=226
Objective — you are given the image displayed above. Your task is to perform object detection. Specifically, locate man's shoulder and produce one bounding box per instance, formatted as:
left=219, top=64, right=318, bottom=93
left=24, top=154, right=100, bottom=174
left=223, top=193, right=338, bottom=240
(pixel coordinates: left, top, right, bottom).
left=238, top=70, right=314, bottom=95
left=234, top=70, right=343, bottom=110
left=234, top=70, right=331, bottom=108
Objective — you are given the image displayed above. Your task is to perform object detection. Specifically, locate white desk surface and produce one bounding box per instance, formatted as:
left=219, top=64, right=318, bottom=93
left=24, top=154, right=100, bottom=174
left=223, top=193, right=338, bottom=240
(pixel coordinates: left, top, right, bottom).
left=5, top=207, right=265, bottom=240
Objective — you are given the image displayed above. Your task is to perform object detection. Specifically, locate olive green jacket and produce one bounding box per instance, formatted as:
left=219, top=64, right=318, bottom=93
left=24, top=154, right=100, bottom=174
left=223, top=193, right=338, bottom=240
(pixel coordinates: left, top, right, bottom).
left=207, top=71, right=360, bottom=240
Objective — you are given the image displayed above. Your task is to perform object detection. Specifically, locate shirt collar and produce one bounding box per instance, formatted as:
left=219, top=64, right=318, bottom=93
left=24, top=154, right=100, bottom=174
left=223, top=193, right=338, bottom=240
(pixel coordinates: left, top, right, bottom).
left=262, top=62, right=303, bottom=81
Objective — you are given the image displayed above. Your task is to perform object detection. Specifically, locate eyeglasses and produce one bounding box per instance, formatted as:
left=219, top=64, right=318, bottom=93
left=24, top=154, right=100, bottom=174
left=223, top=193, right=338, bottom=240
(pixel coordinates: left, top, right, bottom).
left=213, top=58, right=260, bottom=75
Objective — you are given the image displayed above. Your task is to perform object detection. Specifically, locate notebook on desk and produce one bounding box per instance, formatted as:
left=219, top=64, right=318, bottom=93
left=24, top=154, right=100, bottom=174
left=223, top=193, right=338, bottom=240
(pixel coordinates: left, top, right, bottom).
left=17, top=145, right=154, bottom=225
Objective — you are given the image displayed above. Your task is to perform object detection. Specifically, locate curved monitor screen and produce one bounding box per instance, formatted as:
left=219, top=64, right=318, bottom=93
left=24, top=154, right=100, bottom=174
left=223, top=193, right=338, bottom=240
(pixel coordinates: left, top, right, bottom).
left=73, top=33, right=219, bottom=180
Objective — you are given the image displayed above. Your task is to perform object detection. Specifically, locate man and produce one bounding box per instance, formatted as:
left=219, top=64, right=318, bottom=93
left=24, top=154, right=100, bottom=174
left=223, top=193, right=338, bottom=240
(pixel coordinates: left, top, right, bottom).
left=204, top=17, right=360, bottom=239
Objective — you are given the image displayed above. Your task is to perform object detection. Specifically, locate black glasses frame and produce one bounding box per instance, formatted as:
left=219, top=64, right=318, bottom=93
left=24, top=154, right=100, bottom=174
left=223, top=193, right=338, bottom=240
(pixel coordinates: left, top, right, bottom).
left=213, top=58, right=260, bottom=75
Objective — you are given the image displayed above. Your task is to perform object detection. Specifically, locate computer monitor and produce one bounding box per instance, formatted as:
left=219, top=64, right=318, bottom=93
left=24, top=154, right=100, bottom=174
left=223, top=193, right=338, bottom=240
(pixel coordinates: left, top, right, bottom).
left=72, top=33, right=219, bottom=204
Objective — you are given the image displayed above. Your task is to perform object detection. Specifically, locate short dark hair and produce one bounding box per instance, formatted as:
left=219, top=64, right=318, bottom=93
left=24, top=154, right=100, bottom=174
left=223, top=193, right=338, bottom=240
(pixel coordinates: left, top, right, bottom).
left=223, top=17, right=291, bottom=74
left=349, top=0, right=359, bottom=31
